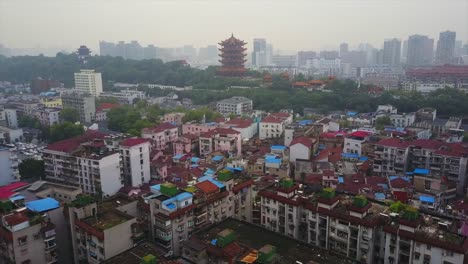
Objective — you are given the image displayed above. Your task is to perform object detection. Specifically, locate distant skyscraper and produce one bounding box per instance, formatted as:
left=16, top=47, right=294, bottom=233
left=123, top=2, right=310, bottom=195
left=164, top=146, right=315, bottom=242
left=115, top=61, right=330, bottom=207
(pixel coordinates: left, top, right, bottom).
left=320, top=50, right=339, bottom=59
left=339, top=43, right=349, bottom=57
left=407, top=35, right=434, bottom=67
left=99, top=41, right=116, bottom=56
left=435, top=31, right=456, bottom=64
left=402, top=40, right=408, bottom=60
left=252, top=38, right=267, bottom=66
left=297, top=51, right=317, bottom=67
left=198, top=45, right=218, bottom=63
left=454, top=40, right=463, bottom=57
left=382, top=38, right=401, bottom=66
left=266, top=44, right=273, bottom=65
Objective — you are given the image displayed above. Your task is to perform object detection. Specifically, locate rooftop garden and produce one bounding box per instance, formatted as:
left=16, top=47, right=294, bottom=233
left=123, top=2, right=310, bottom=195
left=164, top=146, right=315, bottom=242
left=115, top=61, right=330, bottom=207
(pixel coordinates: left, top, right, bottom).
left=70, top=195, right=95, bottom=208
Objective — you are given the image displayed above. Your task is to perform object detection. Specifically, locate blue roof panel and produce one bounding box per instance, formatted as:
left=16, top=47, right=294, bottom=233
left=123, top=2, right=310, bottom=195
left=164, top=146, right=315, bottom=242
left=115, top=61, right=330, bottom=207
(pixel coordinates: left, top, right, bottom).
left=414, top=168, right=430, bottom=175
left=212, top=155, right=224, bottom=162
left=338, top=176, right=344, bottom=184
left=176, top=192, right=193, bottom=201
left=173, top=154, right=184, bottom=160
left=25, top=198, right=59, bottom=213
left=9, top=195, right=25, bottom=202
left=375, top=193, right=385, bottom=200
left=419, top=196, right=435, bottom=203
left=271, top=145, right=287, bottom=150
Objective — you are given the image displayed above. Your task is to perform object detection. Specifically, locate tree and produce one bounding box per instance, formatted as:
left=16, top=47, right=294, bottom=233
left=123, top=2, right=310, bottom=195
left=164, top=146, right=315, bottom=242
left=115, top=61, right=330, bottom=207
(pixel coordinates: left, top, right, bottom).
left=59, top=108, right=80, bottom=123
left=49, top=122, right=84, bottom=142
left=19, top=159, right=45, bottom=180
left=375, top=116, right=392, bottom=130
left=18, top=115, right=41, bottom=129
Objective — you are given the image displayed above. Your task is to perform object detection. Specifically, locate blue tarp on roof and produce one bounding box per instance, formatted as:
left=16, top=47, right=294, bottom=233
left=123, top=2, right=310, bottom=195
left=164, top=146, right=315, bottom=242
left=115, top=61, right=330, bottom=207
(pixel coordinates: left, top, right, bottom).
left=389, top=176, right=411, bottom=182
left=198, top=176, right=225, bottom=189
left=338, top=176, right=344, bottom=184
left=150, top=184, right=161, bottom=192
left=204, top=168, right=215, bottom=176
left=225, top=166, right=243, bottom=172
left=414, top=168, right=430, bottom=175
left=211, top=239, right=217, bottom=245
left=9, top=195, right=25, bottom=202
left=419, top=196, right=435, bottom=203
left=341, top=153, right=360, bottom=159
left=265, top=157, right=281, bottom=164
left=298, top=120, right=314, bottom=126
left=271, top=145, right=287, bottom=150
left=176, top=192, right=193, bottom=201
left=191, top=157, right=200, bottom=163
left=173, top=154, right=184, bottom=160
left=346, top=111, right=358, bottom=117
left=25, top=198, right=59, bottom=213
left=377, top=183, right=389, bottom=190
left=212, top=156, right=224, bottom=162
left=375, top=193, right=386, bottom=200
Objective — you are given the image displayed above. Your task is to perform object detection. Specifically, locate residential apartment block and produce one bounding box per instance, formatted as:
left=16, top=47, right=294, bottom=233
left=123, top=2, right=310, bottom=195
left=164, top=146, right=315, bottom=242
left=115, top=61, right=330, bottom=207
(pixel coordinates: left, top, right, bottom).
left=142, top=122, right=179, bottom=151
left=68, top=197, right=141, bottom=264
left=259, top=112, right=293, bottom=139
left=216, top=97, right=253, bottom=115
left=199, top=128, right=242, bottom=157
left=61, top=92, right=96, bottom=123
left=119, top=138, right=151, bottom=187
left=0, top=147, right=20, bottom=185
left=42, top=130, right=123, bottom=197
left=0, top=197, right=60, bottom=264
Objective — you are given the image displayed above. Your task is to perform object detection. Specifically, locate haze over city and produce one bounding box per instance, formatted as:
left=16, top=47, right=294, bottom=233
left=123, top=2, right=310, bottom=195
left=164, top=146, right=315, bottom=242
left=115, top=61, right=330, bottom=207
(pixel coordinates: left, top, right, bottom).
left=1, top=0, right=467, bottom=52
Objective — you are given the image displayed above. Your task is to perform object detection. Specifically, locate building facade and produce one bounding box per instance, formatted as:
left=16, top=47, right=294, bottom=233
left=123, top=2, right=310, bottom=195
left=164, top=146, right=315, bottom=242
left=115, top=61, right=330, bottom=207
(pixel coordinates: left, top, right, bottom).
left=216, top=97, right=253, bottom=116
left=61, top=92, right=96, bottom=123
left=74, top=70, right=103, bottom=96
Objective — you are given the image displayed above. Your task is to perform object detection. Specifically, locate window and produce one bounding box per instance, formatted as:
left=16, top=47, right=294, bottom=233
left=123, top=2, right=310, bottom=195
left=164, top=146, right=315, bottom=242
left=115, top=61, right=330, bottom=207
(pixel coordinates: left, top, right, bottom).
left=414, top=252, right=420, bottom=260
left=18, top=236, right=27, bottom=245
left=426, top=245, right=431, bottom=250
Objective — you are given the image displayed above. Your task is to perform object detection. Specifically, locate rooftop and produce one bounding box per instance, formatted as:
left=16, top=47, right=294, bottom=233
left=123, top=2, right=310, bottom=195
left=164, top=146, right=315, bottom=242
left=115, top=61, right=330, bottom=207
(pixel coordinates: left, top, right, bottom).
left=81, top=209, right=133, bottom=231
left=142, top=122, right=177, bottom=134
left=195, top=218, right=352, bottom=264
left=103, top=241, right=176, bottom=264
left=120, top=138, right=149, bottom=147
left=45, top=130, right=107, bottom=153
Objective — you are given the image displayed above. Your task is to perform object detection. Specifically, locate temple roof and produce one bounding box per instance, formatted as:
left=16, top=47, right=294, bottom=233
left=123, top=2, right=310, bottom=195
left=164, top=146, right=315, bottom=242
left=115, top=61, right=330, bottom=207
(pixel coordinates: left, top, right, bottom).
left=219, top=34, right=247, bottom=46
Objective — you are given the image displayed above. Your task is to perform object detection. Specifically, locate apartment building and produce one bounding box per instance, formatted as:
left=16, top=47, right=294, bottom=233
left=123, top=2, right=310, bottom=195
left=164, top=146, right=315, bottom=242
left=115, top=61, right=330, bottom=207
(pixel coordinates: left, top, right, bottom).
left=344, top=131, right=372, bottom=155
left=74, top=69, right=103, bottom=96
left=182, top=122, right=217, bottom=136
left=259, top=181, right=468, bottom=264
left=42, top=130, right=123, bottom=197
left=0, top=108, right=18, bottom=128
left=216, top=97, right=253, bottom=115
left=144, top=172, right=253, bottom=257
left=222, top=117, right=257, bottom=140
left=0, top=198, right=60, bottom=264
left=142, top=122, right=178, bottom=151
left=373, top=138, right=468, bottom=196
left=68, top=196, right=140, bottom=264
left=119, top=138, right=151, bottom=187
left=162, top=112, right=185, bottom=126
left=61, top=92, right=96, bottom=123
left=259, top=112, right=293, bottom=139
left=7, top=100, right=41, bottom=116
left=199, top=128, right=242, bottom=157
left=0, top=147, right=20, bottom=185
left=33, top=107, right=61, bottom=126
left=0, top=126, right=23, bottom=144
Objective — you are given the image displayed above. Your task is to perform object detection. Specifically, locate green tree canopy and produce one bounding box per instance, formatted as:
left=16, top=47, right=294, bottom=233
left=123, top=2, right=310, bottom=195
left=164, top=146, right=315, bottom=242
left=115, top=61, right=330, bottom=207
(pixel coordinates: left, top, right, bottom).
left=49, top=122, right=84, bottom=142
left=19, top=159, right=45, bottom=180
left=59, top=108, right=80, bottom=123
left=375, top=116, right=392, bottom=130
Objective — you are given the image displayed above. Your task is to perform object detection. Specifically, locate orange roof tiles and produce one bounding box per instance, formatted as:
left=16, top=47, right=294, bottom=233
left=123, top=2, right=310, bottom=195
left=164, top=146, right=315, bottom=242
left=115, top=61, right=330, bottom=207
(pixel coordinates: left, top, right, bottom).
left=195, top=180, right=219, bottom=194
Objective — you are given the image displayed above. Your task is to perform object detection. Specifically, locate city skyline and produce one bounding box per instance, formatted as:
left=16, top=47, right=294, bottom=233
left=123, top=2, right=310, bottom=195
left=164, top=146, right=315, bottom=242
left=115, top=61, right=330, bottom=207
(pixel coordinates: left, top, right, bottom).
left=1, top=0, right=467, bottom=53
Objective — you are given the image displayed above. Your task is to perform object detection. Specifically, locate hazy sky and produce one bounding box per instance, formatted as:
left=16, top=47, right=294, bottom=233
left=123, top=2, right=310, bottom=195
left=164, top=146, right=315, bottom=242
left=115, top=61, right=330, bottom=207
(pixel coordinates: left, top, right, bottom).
left=1, top=0, right=467, bottom=52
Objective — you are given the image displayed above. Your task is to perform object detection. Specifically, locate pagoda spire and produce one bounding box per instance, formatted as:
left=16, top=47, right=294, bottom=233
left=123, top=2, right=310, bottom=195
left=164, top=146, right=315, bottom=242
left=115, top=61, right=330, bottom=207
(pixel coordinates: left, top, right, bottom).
left=217, top=34, right=247, bottom=77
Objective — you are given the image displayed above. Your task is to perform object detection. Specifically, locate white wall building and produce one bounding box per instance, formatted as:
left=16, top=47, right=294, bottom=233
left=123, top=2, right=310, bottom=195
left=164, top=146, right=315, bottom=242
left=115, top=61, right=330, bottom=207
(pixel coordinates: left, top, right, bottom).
left=119, top=138, right=151, bottom=187
left=390, top=113, right=416, bottom=128
left=259, top=116, right=285, bottom=139
left=74, top=69, right=103, bottom=96
left=289, top=137, right=313, bottom=162
left=216, top=96, right=253, bottom=115
left=0, top=147, right=20, bottom=185
left=0, top=109, right=18, bottom=128
left=33, top=107, right=61, bottom=126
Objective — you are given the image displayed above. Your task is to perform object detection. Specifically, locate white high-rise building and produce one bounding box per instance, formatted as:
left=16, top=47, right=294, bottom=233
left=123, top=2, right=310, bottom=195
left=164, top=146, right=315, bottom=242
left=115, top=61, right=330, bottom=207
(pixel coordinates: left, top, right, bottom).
left=74, top=69, right=103, bottom=96
left=119, top=138, right=151, bottom=187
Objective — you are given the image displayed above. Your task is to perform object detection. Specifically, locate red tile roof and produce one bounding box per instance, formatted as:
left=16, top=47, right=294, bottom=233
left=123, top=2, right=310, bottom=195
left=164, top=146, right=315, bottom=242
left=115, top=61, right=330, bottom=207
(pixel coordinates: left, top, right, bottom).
left=96, top=103, right=119, bottom=112
left=232, top=179, right=254, bottom=194
left=225, top=118, right=253, bottom=129
left=215, top=128, right=240, bottom=135
left=0, top=182, right=29, bottom=200
left=290, top=137, right=313, bottom=148
left=375, top=137, right=410, bottom=148
left=4, top=213, right=28, bottom=226
left=320, top=131, right=347, bottom=138
left=75, top=219, right=105, bottom=240
left=348, top=131, right=372, bottom=138
left=390, top=177, right=412, bottom=189
left=45, top=130, right=107, bottom=153
left=195, top=181, right=219, bottom=194
left=261, top=116, right=283, bottom=123
left=142, top=122, right=177, bottom=134
left=120, top=138, right=149, bottom=147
